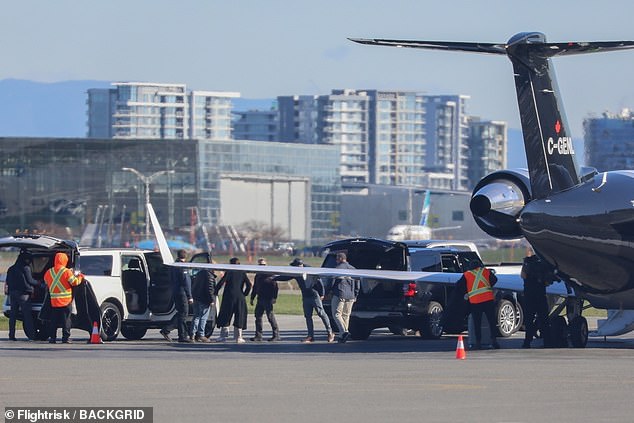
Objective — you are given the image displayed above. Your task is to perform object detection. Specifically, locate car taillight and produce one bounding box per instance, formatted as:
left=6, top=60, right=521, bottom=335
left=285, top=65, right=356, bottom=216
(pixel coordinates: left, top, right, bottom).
left=403, top=282, right=417, bottom=297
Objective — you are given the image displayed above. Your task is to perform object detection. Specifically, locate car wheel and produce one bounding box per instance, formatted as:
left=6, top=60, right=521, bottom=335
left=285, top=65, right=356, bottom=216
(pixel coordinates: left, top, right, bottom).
left=569, top=316, right=588, bottom=348
left=100, top=301, right=121, bottom=341
left=348, top=320, right=372, bottom=340
left=120, top=325, right=147, bottom=340
left=496, top=299, right=517, bottom=338
left=420, top=301, right=444, bottom=339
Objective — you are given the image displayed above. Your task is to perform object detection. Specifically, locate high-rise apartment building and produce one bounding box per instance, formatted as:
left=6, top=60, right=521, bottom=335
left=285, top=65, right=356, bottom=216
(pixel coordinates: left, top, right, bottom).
left=365, top=90, right=426, bottom=186
left=467, top=118, right=507, bottom=189
left=190, top=91, right=239, bottom=141
left=278, top=95, right=319, bottom=143
left=86, top=88, right=115, bottom=138
left=87, top=82, right=238, bottom=140
left=584, top=109, right=634, bottom=171
left=424, top=95, right=471, bottom=190
left=233, top=110, right=278, bottom=141
left=317, top=90, right=371, bottom=183
left=278, top=91, right=481, bottom=190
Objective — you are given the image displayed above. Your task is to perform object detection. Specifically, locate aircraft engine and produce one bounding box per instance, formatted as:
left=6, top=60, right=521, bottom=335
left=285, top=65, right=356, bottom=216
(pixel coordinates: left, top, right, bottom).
left=470, top=170, right=531, bottom=239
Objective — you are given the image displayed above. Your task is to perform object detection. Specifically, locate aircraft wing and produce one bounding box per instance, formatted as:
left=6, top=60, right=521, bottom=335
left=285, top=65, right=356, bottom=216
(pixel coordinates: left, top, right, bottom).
left=168, top=260, right=571, bottom=297
left=168, top=260, right=450, bottom=282
left=147, top=203, right=571, bottom=296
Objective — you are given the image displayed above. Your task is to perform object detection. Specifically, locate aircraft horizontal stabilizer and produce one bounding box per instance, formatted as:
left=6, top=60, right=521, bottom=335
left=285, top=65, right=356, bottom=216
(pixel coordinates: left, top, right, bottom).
left=348, top=37, right=506, bottom=55
left=541, top=40, right=634, bottom=57
left=349, top=36, right=634, bottom=58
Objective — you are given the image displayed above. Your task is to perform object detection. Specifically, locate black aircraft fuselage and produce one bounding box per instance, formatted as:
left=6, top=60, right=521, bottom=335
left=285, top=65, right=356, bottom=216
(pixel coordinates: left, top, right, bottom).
left=350, top=32, right=634, bottom=309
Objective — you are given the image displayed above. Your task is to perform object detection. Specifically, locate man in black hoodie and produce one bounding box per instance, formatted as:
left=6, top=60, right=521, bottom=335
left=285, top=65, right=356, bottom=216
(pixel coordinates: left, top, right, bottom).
left=249, top=258, right=280, bottom=342
left=160, top=249, right=193, bottom=343
left=276, top=258, right=335, bottom=343
left=6, top=253, right=39, bottom=340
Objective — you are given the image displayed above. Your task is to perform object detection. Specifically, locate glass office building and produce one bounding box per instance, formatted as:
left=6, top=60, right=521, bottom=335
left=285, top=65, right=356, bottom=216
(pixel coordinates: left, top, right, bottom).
left=0, top=137, right=339, bottom=246
left=0, top=137, right=197, bottom=244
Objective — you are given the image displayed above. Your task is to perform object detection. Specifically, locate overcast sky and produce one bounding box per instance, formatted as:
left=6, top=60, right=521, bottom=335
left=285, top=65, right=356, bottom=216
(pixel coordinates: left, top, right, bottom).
left=3, top=1, right=634, bottom=136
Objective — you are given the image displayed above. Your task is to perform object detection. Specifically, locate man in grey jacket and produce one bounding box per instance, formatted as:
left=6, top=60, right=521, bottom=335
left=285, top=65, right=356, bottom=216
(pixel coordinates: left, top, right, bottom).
left=329, top=252, right=359, bottom=343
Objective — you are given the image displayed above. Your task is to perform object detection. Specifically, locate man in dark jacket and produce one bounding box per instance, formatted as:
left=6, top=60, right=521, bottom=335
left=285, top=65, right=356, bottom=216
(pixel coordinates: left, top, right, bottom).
left=215, top=257, right=251, bottom=343
left=160, top=249, right=193, bottom=343
left=521, top=254, right=554, bottom=348
left=249, top=258, right=280, bottom=342
left=276, top=258, right=335, bottom=343
left=329, top=253, right=360, bottom=343
left=192, top=253, right=216, bottom=343
left=6, top=253, right=39, bottom=340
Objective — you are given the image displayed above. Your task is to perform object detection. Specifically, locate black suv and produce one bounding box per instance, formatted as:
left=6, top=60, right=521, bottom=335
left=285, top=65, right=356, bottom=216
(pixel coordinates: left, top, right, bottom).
left=320, top=238, right=522, bottom=340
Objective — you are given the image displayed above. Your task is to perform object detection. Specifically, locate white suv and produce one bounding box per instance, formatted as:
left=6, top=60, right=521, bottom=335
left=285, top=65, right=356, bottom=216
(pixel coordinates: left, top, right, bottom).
left=1, top=235, right=207, bottom=341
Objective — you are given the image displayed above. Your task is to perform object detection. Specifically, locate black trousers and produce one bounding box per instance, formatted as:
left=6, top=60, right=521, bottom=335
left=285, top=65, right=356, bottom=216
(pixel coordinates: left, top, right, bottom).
left=48, top=304, right=72, bottom=341
left=470, top=301, right=498, bottom=344
left=254, top=298, right=278, bottom=337
left=524, top=295, right=549, bottom=344
left=9, top=292, right=34, bottom=339
left=163, top=293, right=189, bottom=341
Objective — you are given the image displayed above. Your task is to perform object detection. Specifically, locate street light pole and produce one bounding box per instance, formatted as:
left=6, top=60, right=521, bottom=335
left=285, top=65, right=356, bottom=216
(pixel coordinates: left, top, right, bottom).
left=122, top=167, right=175, bottom=240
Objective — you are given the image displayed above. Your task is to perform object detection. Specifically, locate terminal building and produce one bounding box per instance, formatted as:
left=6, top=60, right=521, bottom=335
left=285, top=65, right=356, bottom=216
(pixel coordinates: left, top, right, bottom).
left=0, top=137, right=340, bottom=247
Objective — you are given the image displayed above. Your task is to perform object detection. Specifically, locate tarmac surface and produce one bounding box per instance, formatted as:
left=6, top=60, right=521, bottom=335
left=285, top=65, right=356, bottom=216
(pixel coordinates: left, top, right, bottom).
left=2, top=315, right=634, bottom=423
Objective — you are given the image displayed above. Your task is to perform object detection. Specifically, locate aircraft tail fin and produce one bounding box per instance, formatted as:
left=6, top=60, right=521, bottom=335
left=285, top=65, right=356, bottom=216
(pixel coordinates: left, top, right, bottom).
left=147, top=203, right=174, bottom=265
left=350, top=33, right=634, bottom=199
left=419, top=190, right=431, bottom=227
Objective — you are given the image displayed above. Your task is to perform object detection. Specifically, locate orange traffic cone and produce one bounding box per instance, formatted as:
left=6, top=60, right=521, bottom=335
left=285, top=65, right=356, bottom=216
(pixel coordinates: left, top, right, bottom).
left=90, top=321, right=103, bottom=344
left=455, top=335, right=466, bottom=360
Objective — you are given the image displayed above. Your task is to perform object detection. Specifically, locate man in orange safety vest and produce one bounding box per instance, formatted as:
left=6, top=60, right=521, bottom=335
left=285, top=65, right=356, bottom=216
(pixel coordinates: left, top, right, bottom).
left=44, top=252, right=84, bottom=344
left=457, top=259, right=500, bottom=350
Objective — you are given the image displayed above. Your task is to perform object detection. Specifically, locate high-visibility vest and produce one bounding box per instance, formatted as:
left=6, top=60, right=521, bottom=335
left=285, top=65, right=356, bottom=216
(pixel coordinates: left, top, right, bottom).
left=465, top=267, right=494, bottom=304
left=44, top=267, right=82, bottom=308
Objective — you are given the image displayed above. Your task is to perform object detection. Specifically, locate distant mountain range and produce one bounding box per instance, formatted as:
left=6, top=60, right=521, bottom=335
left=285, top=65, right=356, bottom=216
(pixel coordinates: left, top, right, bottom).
left=0, top=79, right=582, bottom=166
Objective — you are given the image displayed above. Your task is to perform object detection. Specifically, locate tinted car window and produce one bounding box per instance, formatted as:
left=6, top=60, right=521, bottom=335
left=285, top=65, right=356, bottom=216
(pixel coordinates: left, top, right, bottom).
left=321, top=246, right=406, bottom=271
left=145, top=253, right=170, bottom=286
left=441, top=255, right=461, bottom=273
left=408, top=248, right=442, bottom=271
left=80, top=255, right=113, bottom=276
left=321, top=252, right=339, bottom=268
left=457, top=251, right=481, bottom=270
